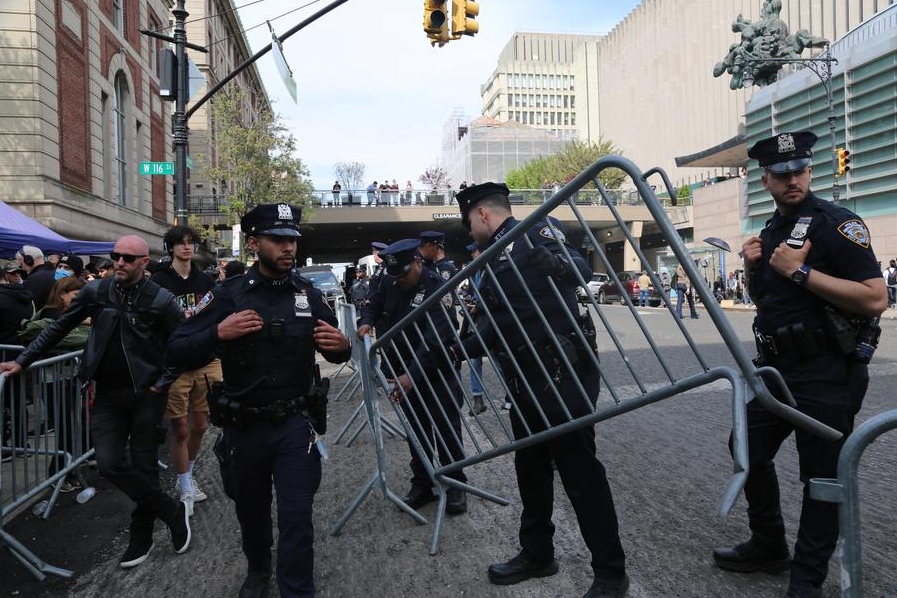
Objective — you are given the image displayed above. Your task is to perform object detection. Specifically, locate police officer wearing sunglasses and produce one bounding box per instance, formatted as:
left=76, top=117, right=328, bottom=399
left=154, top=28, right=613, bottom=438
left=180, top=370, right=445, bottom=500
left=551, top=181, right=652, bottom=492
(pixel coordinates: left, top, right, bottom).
left=713, top=132, right=887, bottom=598
left=167, top=203, right=351, bottom=598
left=0, top=235, right=192, bottom=567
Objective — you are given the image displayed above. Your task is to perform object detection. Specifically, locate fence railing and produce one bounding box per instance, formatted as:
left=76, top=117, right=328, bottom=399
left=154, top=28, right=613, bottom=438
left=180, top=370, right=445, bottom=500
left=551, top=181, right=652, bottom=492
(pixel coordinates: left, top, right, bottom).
left=1, top=348, right=94, bottom=581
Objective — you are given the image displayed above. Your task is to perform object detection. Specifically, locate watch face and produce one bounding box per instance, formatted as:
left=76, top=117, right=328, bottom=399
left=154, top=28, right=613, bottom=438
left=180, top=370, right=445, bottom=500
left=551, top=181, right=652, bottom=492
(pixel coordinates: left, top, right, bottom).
left=791, top=268, right=807, bottom=285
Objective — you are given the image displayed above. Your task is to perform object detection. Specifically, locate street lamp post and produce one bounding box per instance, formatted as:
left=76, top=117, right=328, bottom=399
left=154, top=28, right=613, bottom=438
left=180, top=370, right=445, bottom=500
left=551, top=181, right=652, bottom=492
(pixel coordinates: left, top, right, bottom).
left=741, top=46, right=840, bottom=201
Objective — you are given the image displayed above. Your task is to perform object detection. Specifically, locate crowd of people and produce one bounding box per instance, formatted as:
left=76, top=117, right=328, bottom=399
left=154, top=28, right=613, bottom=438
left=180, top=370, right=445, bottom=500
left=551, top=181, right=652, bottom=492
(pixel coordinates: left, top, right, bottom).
left=0, top=130, right=889, bottom=598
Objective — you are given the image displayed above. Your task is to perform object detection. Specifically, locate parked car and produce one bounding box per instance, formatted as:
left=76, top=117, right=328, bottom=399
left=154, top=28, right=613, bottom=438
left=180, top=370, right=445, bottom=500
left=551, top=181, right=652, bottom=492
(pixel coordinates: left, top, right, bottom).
left=577, top=272, right=610, bottom=303
left=597, top=271, right=662, bottom=307
left=299, top=265, right=346, bottom=311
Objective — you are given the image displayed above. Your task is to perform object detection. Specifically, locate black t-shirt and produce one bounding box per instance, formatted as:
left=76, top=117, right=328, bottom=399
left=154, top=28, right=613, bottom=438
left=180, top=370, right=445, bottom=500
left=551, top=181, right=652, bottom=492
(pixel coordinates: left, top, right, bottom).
left=150, top=262, right=215, bottom=313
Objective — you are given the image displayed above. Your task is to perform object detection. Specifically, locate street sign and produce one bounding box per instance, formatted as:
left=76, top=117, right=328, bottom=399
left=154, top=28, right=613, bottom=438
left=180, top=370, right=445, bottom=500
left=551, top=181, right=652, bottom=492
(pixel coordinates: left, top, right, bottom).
left=139, top=161, right=174, bottom=176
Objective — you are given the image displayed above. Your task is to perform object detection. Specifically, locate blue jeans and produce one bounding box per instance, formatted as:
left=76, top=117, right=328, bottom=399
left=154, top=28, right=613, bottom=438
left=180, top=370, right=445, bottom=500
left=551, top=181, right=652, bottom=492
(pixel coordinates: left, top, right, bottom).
left=675, top=284, right=697, bottom=318
left=470, top=357, right=484, bottom=396
left=638, top=289, right=649, bottom=307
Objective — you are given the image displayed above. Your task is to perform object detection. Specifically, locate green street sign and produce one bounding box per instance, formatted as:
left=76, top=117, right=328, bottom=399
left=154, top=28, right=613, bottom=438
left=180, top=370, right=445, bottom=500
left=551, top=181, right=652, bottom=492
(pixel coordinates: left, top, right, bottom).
left=139, top=161, right=174, bottom=176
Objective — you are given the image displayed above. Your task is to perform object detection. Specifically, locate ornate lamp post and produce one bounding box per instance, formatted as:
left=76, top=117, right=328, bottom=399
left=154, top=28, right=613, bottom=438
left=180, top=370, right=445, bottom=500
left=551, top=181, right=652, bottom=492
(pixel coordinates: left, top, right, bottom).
left=740, top=46, right=841, bottom=201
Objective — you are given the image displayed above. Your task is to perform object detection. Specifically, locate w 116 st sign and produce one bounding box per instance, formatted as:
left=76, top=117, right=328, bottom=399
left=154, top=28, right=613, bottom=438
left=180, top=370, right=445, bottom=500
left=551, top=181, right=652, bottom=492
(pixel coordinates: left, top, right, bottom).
left=139, top=161, right=174, bottom=176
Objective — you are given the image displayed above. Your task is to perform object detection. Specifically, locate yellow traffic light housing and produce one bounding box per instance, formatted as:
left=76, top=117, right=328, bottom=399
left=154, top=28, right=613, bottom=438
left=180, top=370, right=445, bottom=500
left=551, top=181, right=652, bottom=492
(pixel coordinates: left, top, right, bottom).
left=837, top=148, right=851, bottom=176
left=452, top=0, right=479, bottom=38
left=423, top=0, right=449, bottom=46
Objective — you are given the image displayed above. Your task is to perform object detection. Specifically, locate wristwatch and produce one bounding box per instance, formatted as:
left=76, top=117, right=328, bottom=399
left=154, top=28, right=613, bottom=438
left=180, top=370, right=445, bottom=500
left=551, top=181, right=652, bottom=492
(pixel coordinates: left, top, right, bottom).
left=790, top=263, right=812, bottom=286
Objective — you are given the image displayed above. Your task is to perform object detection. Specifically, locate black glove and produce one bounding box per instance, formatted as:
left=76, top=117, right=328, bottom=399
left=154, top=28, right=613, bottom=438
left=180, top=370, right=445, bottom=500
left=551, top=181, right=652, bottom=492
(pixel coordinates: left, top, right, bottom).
left=529, top=245, right=567, bottom=278
left=448, top=344, right=464, bottom=369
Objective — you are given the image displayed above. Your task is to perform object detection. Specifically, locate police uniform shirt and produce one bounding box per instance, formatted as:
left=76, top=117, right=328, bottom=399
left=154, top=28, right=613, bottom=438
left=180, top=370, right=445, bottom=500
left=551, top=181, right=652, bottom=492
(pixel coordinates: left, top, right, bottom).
left=753, top=193, right=881, bottom=335
left=358, top=267, right=456, bottom=383
left=464, top=216, right=588, bottom=356
left=167, top=264, right=349, bottom=404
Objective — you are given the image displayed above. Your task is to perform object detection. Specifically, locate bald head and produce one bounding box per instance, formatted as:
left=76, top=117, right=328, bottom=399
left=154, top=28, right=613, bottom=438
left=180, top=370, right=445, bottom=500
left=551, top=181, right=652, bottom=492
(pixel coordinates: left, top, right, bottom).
left=111, top=235, right=151, bottom=286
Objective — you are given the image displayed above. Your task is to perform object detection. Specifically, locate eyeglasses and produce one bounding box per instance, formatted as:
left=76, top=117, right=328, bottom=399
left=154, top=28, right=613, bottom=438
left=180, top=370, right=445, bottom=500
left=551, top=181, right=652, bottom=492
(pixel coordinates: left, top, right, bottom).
left=110, top=252, right=147, bottom=263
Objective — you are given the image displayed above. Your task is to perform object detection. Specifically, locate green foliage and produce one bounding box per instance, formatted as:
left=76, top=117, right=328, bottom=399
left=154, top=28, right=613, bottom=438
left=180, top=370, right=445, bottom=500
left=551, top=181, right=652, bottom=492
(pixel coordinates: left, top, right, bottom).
left=677, top=183, right=693, bottom=205
left=198, top=85, right=315, bottom=259
left=504, top=139, right=627, bottom=190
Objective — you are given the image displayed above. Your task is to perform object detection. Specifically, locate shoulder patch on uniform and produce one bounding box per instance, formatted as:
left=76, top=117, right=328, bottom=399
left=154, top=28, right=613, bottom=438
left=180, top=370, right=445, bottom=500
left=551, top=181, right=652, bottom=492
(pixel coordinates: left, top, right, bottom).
left=837, top=219, right=870, bottom=248
left=192, top=291, right=214, bottom=316
left=539, top=225, right=566, bottom=243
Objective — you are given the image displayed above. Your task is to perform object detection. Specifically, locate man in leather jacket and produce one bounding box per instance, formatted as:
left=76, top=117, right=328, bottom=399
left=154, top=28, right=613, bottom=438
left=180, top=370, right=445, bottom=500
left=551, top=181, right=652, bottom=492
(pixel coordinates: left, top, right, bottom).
left=0, top=235, right=191, bottom=569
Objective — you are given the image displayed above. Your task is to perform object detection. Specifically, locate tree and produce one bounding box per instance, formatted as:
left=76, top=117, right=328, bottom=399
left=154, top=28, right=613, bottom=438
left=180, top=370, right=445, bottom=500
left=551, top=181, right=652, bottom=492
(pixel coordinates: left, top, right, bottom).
left=419, top=166, right=450, bottom=191
left=198, top=85, right=314, bottom=258
left=505, top=138, right=627, bottom=190
left=676, top=183, right=693, bottom=206
left=333, top=161, right=365, bottom=198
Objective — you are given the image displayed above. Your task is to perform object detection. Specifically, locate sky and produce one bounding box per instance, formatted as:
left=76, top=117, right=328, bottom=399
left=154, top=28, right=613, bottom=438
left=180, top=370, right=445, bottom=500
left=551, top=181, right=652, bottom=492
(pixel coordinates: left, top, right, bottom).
left=233, top=0, right=643, bottom=191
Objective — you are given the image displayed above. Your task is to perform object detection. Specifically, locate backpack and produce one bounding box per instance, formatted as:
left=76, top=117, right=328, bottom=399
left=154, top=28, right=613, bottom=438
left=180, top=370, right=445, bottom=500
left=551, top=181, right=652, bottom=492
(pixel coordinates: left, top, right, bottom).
left=888, top=268, right=896, bottom=286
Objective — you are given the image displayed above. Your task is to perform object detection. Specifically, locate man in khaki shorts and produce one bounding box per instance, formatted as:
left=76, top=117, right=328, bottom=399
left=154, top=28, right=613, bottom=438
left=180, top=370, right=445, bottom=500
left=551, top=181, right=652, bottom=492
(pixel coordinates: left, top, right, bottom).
left=151, top=225, right=222, bottom=515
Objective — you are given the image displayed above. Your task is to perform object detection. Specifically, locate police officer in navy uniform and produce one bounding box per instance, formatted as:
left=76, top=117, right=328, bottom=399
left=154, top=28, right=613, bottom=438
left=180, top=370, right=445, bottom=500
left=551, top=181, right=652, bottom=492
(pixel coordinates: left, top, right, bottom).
left=167, top=203, right=351, bottom=598
left=453, top=183, right=629, bottom=598
left=713, top=132, right=887, bottom=598
left=418, top=230, right=457, bottom=282
left=357, top=239, right=468, bottom=514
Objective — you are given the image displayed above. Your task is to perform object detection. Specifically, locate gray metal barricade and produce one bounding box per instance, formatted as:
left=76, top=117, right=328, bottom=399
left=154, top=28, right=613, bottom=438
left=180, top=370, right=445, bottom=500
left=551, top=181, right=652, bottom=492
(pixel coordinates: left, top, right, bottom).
left=810, top=408, right=897, bottom=598
left=1, top=349, right=94, bottom=581
left=345, top=155, right=841, bottom=558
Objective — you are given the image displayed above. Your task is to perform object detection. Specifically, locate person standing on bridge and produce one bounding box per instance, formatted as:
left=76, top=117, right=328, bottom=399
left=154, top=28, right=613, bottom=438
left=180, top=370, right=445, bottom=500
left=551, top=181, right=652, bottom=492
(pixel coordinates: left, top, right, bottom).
left=714, top=132, right=887, bottom=598
left=452, top=182, right=629, bottom=598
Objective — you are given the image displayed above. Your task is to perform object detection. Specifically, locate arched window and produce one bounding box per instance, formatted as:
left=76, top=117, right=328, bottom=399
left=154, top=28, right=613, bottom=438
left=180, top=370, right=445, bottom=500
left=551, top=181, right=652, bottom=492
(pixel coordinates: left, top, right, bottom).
left=113, top=71, right=129, bottom=206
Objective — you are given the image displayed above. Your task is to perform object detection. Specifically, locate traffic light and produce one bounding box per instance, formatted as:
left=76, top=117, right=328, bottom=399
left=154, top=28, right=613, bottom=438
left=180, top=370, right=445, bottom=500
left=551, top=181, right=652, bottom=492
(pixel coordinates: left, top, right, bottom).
left=423, top=0, right=449, bottom=46
left=837, top=148, right=851, bottom=176
left=452, top=0, right=479, bottom=38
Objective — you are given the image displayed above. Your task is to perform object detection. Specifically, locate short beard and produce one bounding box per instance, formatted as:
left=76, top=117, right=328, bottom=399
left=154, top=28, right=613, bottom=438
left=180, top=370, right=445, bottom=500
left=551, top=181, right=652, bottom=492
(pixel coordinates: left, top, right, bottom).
left=259, top=252, right=292, bottom=276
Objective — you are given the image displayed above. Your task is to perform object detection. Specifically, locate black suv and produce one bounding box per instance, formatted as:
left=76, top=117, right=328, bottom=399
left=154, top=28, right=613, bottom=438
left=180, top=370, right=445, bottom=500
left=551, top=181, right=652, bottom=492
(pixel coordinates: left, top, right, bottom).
left=299, top=265, right=346, bottom=311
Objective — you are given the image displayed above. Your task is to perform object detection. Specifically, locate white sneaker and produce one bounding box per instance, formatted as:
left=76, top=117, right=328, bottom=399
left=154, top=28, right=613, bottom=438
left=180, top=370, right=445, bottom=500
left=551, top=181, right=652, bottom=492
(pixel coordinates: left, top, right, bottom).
left=191, top=477, right=207, bottom=503
left=178, top=484, right=195, bottom=517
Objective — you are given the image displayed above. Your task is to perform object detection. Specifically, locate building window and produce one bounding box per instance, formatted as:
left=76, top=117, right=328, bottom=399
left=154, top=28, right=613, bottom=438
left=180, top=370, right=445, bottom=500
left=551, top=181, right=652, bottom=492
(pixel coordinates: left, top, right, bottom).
left=148, top=17, right=160, bottom=75
left=570, top=96, right=575, bottom=109
left=113, top=72, right=129, bottom=206
left=112, top=0, right=123, bottom=31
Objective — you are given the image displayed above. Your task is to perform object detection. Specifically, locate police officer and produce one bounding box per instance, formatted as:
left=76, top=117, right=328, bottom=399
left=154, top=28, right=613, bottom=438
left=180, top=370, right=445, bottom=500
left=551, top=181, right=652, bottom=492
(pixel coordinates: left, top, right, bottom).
left=713, top=132, right=887, bottom=598
left=167, top=203, right=351, bottom=598
left=357, top=239, right=468, bottom=514
left=418, top=230, right=457, bottom=282
left=453, top=183, right=629, bottom=598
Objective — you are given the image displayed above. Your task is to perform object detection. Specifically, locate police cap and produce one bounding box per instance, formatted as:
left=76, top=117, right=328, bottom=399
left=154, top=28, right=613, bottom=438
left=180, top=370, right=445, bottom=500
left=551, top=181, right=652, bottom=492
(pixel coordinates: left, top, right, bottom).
left=419, top=230, right=445, bottom=247
left=747, top=131, right=818, bottom=174
left=465, top=241, right=479, bottom=253
left=379, top=239, right=421, bottom=277
left=456, top=182, right=510, bottom=229
left=371, top=241, right=388, bottom=251
left=241, top=203, right=302, bottom=237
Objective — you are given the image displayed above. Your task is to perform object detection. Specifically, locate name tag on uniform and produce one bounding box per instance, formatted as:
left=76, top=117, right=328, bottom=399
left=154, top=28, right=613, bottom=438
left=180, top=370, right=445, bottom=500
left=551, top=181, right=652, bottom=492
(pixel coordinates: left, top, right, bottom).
left=294, top=292, right=312, bottom=317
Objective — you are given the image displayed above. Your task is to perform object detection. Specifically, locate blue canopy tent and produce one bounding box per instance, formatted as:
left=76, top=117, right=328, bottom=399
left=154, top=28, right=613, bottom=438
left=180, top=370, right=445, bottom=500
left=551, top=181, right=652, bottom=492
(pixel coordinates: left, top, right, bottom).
left=0, top=200, right=115, bottom=259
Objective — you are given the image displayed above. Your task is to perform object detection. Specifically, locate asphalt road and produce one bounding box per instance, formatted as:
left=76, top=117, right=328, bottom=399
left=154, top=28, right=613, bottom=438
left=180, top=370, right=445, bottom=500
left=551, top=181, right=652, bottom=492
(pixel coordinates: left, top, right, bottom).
left=1, top=304, right=895, bottom=597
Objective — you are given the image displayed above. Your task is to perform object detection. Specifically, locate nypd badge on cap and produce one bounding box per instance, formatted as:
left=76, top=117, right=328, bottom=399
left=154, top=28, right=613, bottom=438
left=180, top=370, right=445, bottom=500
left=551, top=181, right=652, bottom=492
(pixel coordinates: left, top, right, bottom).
left=747, top=131, right=818, bottom=174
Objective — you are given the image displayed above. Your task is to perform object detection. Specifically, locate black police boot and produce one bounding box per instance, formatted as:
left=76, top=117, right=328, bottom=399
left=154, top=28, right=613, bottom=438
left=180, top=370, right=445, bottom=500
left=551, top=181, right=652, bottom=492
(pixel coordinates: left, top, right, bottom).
left=446, top=487, right=467, bottom=515
left=713, top=538, right=790, bottom=573
left=402, top=485, right=436, bottom=510
left=487, top=551, right=559, bottom=585
left=784, top=585, right=822, bottom=598
left=583, top=574, right=630, bottom=598
left=238, top=570, right=271, bottom=598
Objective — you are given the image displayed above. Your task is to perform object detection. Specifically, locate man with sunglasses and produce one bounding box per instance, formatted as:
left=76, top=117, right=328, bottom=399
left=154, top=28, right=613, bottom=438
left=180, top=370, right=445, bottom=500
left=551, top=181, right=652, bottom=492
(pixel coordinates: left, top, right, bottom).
left=167, top=203, right=351, bottom=598
left=0, top=235, right=191, bottom=567
left=714, top=132, right=887, bottom=598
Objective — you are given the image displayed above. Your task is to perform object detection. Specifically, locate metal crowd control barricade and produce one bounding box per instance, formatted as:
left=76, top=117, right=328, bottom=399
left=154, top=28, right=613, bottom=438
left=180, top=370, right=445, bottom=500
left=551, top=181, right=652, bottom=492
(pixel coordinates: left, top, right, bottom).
left=332, top=155, right=841, bottom=558
left=1, top=348, right=94, bottom=580
left=330, top=302, right=405, bottom=446
left=810, top=408, right=897, bottom=598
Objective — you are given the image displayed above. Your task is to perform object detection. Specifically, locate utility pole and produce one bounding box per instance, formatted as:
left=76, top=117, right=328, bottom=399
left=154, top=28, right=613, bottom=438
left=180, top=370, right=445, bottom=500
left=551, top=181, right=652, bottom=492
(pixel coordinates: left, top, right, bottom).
left=141, top=1, right=207, bottom=226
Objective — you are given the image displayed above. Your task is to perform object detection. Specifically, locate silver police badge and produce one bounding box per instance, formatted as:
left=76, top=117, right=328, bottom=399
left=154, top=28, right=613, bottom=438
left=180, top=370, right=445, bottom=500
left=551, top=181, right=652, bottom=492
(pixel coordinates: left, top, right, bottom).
left=278, top=204, right=293, bottom=220
left=412, top=291, right=425, bottom=306
left=294, top=292, right=310, bottom=317
left=777, top=133, right=796, bottom=154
